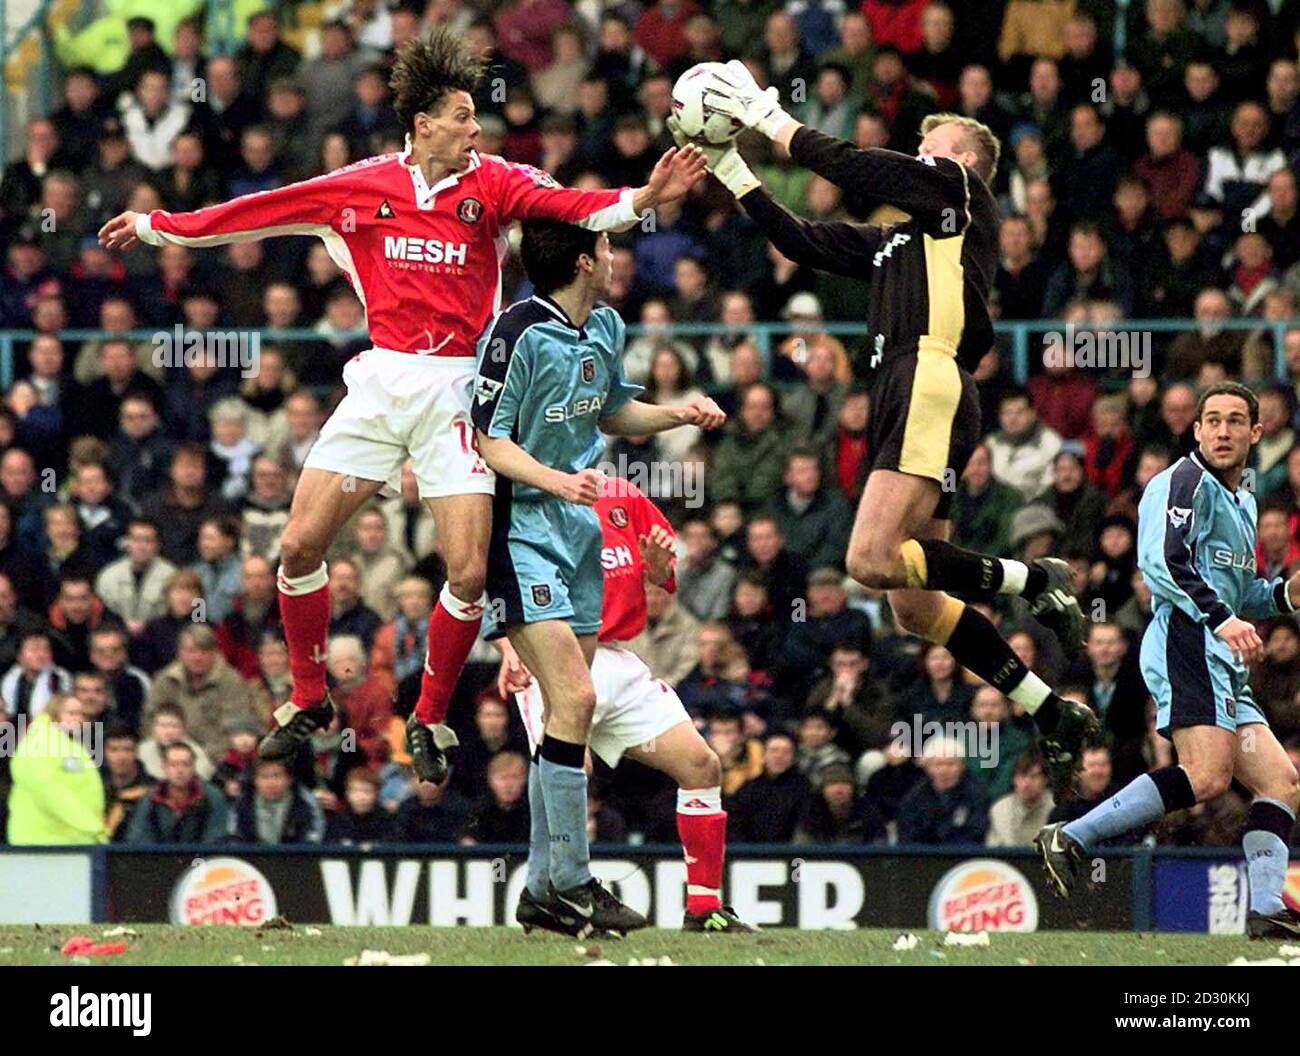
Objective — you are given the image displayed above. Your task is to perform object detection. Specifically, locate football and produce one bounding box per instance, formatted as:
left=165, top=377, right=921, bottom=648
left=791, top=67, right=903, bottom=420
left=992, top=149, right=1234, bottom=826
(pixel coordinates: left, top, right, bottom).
left=671, top=62, right=744, bottom=145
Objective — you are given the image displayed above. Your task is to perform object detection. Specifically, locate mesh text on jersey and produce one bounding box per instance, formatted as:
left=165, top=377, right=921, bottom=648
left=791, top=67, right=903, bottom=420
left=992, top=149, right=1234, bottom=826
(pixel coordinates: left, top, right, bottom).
left=383, top=236, right=469, bottom=266
left=601, top=544, right=635, bottom=571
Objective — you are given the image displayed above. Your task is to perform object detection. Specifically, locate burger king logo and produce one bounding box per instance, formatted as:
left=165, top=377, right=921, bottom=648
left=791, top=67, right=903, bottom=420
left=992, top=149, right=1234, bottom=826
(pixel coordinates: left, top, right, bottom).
left=170, top=857, right=278, bottom=926
left=1283, top=864, right=1300, bottom=914
left=928, top=859, right=1039, bottom=932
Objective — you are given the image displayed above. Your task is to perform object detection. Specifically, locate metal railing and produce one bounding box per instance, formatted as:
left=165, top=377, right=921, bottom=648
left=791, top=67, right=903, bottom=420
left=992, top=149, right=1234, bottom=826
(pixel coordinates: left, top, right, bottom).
left=0, top=318, right=1296, bottom=392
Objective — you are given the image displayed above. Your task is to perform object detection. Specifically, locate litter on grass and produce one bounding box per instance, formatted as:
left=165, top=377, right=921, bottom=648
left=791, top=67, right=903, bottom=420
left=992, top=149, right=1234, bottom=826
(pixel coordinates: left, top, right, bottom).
left=344, top=949, right=432, bottom=967
left=60, top=935, right=127, bottom=957
left=1227, top=955, right=1300, bottom=966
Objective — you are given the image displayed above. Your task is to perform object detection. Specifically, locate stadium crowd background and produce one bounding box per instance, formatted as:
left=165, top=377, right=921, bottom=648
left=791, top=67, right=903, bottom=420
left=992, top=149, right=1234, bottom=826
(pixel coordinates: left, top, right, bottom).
left=1, top=0, right=1300, bottom=852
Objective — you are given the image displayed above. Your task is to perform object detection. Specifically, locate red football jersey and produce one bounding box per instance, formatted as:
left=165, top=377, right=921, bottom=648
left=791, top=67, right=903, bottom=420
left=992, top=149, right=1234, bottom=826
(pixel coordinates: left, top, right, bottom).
left=596, top=479, right=676, bottom=643
left=134, top=150, right=639, bottom=358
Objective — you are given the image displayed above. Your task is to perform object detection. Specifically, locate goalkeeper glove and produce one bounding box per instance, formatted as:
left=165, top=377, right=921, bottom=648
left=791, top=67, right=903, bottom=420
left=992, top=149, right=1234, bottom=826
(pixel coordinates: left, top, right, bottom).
left=702, top=60, right=795, bottom=141
left=667, top=115, right=761, bottom=198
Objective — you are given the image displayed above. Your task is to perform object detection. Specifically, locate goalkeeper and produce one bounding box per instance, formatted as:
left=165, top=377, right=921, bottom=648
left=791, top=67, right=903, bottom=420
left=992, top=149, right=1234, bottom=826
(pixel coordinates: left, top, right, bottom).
left=675, top=62, right=1099, bottom=790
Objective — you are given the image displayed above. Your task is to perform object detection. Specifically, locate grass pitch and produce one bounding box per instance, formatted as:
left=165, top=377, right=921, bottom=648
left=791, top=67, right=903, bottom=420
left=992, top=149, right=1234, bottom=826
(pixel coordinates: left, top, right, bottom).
left=0, top=924, right=1288, bottom=966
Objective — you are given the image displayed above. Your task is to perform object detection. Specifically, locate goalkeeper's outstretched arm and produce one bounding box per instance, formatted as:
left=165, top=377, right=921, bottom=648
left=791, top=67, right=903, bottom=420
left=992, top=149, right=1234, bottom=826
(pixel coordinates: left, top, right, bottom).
left=666, top=116, right=883, bottom=277
left=736, top=186, right=883, bottom=277
left=781, top=127, right=971, bottom=236
left=699, top=60, right=970, bottom=235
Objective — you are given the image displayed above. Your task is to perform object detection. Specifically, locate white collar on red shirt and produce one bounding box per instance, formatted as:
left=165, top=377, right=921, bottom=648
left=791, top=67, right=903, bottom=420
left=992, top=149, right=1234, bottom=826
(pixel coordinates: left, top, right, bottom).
left=400, top=141, right=481, bottom=210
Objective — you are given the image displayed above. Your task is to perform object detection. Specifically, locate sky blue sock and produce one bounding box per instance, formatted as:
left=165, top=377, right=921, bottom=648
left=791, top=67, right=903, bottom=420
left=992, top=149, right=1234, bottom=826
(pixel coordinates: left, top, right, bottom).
left=1244, top=798, right=1295, bottom=915
left=525, top=760, right=550, bottom=899
left=538, top=739, right=590, bottom=892
left=1063, top=773, right=1167, bottom=850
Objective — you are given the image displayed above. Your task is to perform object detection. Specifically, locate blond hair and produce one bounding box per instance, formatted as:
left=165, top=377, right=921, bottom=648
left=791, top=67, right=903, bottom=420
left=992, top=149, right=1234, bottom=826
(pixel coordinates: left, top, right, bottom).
left=919, top=112, right=1001, bottom=183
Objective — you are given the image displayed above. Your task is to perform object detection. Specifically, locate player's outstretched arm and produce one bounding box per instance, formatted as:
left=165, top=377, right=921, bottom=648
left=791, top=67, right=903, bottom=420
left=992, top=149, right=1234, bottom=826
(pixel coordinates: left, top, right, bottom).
left=98, top=211, right=144, bottom=251
left=1241, top=568, right=1300, bottom=621
left=493, top=147, right=706, bottom=232
left=739, top=186, right=883, bottom=276
left=667, top=114, right=885, bottom=275
left=632, top=146, right=709, bottom=213
left=703, top=62, right=969, bottom=228
left=474, top=430, right=604, bottom=505
left=99, top=169, right=357, bottom=251
left=783, top=130, right=971, bottom=231
left=599, top=396, right=726, bottom=437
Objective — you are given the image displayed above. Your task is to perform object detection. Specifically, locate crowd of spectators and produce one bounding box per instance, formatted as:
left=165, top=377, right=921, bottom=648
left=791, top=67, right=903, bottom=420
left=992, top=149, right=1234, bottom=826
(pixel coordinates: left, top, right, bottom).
left=2, top=0, right=1300, bottom=850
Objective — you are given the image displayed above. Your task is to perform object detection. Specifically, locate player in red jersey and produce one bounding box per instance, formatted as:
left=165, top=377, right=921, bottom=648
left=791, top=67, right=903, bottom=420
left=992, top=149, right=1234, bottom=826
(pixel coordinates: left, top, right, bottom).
left=99, top=31, right=706, bottom=779
left=498, top=478, right=755, bottom=934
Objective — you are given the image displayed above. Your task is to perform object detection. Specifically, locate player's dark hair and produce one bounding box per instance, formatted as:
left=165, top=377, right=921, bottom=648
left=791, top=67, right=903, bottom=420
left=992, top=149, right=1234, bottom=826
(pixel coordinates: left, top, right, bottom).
left=1196, top=381, right=1259, bottom=425
left=389, top=29, right=486, bottom=133
left=520, top=219, right=600, bottom=295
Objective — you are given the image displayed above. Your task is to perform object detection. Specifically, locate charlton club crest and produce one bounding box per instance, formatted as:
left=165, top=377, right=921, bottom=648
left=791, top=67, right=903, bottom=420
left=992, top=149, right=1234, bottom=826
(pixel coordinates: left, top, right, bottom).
left=581, top=357, right=596, bottom=383
left=458, top=197, right=482, bottom=224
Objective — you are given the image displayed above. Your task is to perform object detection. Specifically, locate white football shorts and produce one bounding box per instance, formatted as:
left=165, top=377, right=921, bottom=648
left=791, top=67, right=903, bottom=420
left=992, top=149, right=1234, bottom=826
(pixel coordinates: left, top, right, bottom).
left=304, top=347, right=496, bottom=499
left=515, top=643, right=691, bottom=767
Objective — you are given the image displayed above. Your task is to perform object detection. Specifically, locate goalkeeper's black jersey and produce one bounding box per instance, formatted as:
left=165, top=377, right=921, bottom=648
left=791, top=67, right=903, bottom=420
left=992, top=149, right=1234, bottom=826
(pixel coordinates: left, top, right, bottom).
left=742, top=127, right=999, bottom=374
